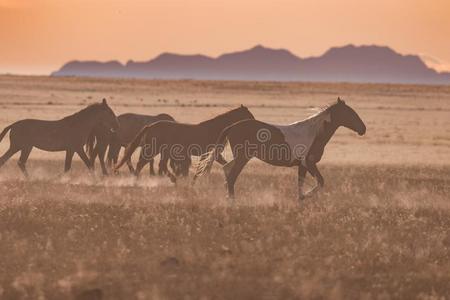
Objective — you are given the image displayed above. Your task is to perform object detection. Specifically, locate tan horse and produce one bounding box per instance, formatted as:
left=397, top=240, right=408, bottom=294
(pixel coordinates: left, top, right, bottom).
left=0, top=99, right=119, bottom=176
left=115, top=105, right=255, bottom=182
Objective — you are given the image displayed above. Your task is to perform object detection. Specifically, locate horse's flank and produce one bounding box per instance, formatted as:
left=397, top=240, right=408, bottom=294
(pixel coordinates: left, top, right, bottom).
left=273, top=109, right=331, bottom=165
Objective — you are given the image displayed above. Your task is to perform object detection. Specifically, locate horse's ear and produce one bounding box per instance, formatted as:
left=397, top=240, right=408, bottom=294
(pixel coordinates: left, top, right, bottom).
left=337, top=97, right=345, bottom=104
left=102, top=98, right=107, bottom=105
left=240, top=104, right=244, bottom=108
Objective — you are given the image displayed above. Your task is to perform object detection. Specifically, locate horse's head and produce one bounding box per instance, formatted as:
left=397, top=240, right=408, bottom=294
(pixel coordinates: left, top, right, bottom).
left=233, top=104, right=255, bottom=121
left=330, top=98, right=366, bottom=136
left=99, top=99, right=120, bottom=133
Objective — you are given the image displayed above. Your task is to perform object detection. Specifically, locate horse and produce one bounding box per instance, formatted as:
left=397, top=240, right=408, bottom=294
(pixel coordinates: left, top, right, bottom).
left=195, top=98, right=366, bottom=200
left=0, top=99, right=119, bottom=176
left=86, top=113, right=176, bottom=175
left=115, top=105, right=255, bottom=182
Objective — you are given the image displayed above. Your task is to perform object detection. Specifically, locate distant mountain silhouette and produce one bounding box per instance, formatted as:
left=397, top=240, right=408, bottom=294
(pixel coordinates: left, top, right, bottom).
left=52, top=44, right=450, bottom=84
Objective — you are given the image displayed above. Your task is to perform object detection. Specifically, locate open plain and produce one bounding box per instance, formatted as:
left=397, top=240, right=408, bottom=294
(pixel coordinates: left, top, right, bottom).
left=0, top=75, right=449, bottom=299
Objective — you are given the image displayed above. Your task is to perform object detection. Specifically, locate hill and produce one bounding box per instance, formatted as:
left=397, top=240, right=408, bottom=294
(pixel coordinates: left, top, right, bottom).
left=52, top=44, right=450, bottom=84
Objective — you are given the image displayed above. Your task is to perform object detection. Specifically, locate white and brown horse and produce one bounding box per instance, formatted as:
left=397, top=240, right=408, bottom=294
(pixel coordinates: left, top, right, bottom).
left=195, top=98, right=366, bottom=200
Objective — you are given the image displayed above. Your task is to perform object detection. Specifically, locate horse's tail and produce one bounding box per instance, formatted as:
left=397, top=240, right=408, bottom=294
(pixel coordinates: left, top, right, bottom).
left=85, top=131, right=96, bottom=160
left=194, top=124, right=234, bottom=179
left=0, top=124, right=12, bottom=144
left=115, top=126, right=149, bottom=170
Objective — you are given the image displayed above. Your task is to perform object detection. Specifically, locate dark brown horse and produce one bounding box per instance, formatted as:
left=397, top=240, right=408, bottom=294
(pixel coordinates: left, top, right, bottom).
left=195, top=98, right=366, bottom=200
left=86, top=113, right=175, bottom=175
left=0, top=99, right=119, bottom=176
left=115, top=105, right=255, bottom=182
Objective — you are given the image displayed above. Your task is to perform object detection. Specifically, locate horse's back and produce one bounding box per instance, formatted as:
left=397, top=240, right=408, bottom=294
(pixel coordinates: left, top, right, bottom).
left=8, top=119, right=70, bottom=151
left=118, top=112, right=174, bottom=123
left=10, top=119, right=68, bottom=134
left=117, top=113, right=175, bottom=144
left=13, top=118, right=57, bottom=127
left=144, top=120, right=196, bottom=135
left=220, top=119, right=296, bottom=165
left=141, top=120, right=205, bottom=148
left=224, top=119, right=285, bottom=142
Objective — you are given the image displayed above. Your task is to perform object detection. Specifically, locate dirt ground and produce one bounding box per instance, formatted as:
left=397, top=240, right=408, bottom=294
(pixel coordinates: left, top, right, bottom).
left=0, top=75, right=449, bottom=299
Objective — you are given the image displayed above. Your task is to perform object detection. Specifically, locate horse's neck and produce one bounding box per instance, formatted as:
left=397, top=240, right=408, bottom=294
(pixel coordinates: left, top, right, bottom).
left=67, top=109, right=101, bottom=134
left=199, top=113, right=237, bottom=133
left=314, top=122, right=338, bottom=150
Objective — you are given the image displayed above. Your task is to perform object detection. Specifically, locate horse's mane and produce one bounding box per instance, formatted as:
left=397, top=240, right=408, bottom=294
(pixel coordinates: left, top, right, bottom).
left=303, top=100, right=339, bottom=121
left=62, top=103, right=104, bottom=121
left=198, top=106, right=244, bottom=125
left=285, top=100, right=338, bottom=126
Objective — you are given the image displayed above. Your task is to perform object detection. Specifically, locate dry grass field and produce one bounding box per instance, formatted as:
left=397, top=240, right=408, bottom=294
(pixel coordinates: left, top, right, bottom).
left=0, top=75, right=449, bottom=299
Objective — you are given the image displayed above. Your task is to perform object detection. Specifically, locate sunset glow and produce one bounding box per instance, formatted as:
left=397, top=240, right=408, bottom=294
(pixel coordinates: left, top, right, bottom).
left=1, top=0, right=450, bottom=74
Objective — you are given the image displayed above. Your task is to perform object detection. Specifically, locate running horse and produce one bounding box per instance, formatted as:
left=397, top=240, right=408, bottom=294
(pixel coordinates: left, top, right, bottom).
left=115, top=105, right=255, bottom=182
left=86, top=112, right=176, bottom=175
left=0, top=99, right=119, bottom=175
left=195, top=98, right=366, bottom=200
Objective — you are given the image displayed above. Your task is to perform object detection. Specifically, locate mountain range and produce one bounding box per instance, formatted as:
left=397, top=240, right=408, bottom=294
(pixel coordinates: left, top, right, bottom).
left=51, top=44, right=450, bottom=84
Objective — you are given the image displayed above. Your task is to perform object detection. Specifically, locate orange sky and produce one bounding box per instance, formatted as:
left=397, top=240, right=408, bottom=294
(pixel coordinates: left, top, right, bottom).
left=1, top=0, right=450, bottom=74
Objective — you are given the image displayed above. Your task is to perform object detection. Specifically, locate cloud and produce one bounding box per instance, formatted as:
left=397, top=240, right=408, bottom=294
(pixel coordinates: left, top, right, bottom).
left=420, top=54, right=450, bottom=73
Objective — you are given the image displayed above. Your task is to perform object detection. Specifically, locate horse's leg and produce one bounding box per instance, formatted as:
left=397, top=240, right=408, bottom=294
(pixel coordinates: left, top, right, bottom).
left=110, top=145, right=121, bottom=175
left=169, top=159, right=178, bottom=176
left=177, top=156, right=191, bottom=177
left=97, top=143, right=108, bottom=175
left=224, top=155, right=249, bottom=199
left=107, top=143, right=118, bottom=169
left=17, top=146, right=32, bottom=177
left=158, top=152, right=169, bottom=176
left=166, top=168, right=177, bottom=183
left=0, top=147, right=20, bottom=169
left=134, top=150, right=154, bottom=177
left=304, top=162, right=324, bottom=197
left=64, top=150, right=74, bottom=172
left=183, top=156, right=192, bottom=176
left=126, top=158, right=135, bottom=174
left=163, top=158, right=177, bottom=183
left=89, top=145, right=98, bottom=170
left=148, top=158, right=156, bottom=176
left=176, top=154, right=191, bottom=177
left=107, top=137, right=120, bottom=168
left=216, top=153, right=227, bottom=165
left=158, top=149, right=176, bottom=183
left=112, top=146, right=122, bottom=165
left=76, top=148, right=93, bottom=170
left=297, top=164, right=307, bottom=201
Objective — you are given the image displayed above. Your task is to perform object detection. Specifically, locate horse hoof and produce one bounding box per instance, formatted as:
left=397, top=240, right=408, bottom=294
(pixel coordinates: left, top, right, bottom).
left=226, top=195, right=235, bottom=205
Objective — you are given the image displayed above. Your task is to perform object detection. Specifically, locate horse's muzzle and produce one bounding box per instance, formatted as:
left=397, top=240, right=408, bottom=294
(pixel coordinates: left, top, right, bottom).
left=358, top=126, right=366, bottom=136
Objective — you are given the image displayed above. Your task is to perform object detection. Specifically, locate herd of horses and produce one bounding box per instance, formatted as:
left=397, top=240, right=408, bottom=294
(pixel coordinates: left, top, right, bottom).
left=0, top=98, right=366, bottom=201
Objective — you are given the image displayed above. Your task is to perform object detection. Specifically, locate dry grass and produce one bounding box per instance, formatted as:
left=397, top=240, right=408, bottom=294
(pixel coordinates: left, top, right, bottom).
left=0, top=76, right=449, bottom=299
left=0, top=161, right=450, bottom=299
